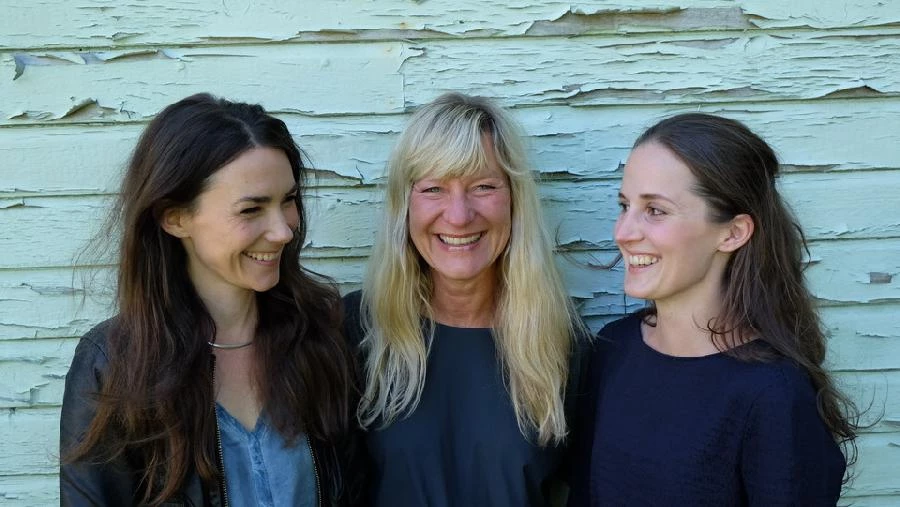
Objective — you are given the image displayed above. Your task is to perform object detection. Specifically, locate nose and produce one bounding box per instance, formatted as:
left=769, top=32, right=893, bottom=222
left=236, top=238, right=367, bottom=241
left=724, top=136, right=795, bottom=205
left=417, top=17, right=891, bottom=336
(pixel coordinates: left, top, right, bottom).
left=267, top=209, right=296, bottom=244
left=613, top=209, right=641, bottom=245
left=443, top=188, right=474, bottom=226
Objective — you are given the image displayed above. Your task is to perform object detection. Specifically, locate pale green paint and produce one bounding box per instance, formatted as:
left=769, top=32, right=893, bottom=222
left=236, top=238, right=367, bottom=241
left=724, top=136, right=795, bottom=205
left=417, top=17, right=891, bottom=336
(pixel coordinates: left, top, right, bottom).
left=1, top=1, right=898, bottom=505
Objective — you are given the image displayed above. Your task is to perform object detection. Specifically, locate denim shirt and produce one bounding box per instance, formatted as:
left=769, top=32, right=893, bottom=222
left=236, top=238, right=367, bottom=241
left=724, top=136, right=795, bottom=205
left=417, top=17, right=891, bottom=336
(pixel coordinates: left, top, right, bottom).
left=216, top=404, right=317, bottom=507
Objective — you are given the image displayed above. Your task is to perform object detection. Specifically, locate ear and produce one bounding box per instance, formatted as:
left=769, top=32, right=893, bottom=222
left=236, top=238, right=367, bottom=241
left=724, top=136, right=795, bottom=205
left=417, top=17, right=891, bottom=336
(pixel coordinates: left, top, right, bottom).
left=160, top=207, right=191, bottom=239
left=718, top=213, right=754, bottom=253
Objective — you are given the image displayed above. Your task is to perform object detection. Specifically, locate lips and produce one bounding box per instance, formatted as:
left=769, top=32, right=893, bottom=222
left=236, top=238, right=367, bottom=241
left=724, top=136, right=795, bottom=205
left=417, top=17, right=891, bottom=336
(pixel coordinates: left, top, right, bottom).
left=438, top=233, right=482, bottom=246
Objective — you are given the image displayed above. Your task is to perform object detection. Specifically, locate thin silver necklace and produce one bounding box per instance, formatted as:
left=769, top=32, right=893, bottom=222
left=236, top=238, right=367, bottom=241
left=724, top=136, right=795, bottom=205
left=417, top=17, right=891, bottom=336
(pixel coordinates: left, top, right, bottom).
left=208, top=339, right=254, bottom=350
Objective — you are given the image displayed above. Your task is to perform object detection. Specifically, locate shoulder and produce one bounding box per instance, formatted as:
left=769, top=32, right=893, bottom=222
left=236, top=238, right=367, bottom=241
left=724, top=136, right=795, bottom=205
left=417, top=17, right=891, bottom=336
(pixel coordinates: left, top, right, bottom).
left=63, top=317, right=121, bottom=402
left=70, top=318, right=118, bottom=372
left=61, top=319, right=118, bottom=444
left=596, top=312, right=642, bottom=342
left=740, top=355, right=818, bottom=414
left=590, top=312, right=643, bottom=359
left=720, top=349, right=831, bottom=442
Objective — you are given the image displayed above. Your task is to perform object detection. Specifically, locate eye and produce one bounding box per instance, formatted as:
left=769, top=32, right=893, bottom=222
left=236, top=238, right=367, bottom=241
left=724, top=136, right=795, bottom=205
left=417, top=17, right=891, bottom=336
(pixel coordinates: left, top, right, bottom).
left=617, top=201, right=629, bottom=213
left=420, top=186, right=441, bottom=193
left=647, top=206, right=666, bottom=216
left=240, top=206, right=261, bottom=215
left=283, top=194, right=298, bottom=204
left=475, top=184, right=496, bottom=191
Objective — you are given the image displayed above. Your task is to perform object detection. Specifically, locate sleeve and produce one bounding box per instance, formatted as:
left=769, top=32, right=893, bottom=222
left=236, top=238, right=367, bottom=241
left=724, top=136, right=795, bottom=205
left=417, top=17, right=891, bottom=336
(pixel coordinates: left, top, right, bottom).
left=59, top=329, right=136, bottom=506
left=740, top=368, right=846, bottom=507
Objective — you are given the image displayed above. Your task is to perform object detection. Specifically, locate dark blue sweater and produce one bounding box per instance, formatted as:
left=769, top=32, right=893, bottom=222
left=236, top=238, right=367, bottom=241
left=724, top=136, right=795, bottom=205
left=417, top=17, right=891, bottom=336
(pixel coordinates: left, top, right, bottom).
left=364, top=322, right=562, bottom=506
left=569, top=313, right=845, bottom=506
left=342, top=291, right=589, bottom=507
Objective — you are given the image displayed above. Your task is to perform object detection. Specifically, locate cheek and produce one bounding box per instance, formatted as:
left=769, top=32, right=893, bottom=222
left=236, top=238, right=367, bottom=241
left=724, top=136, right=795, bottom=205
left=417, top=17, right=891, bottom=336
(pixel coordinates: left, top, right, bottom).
left=407, top=199, right=434, bottom=233
left=488, top=195, right=512, bottom=225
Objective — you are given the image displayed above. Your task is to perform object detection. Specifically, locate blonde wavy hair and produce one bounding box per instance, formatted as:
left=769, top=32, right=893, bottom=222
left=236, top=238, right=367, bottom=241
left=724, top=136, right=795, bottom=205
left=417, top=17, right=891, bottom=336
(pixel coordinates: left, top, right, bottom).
left=358, top=92, right=581, bottom=445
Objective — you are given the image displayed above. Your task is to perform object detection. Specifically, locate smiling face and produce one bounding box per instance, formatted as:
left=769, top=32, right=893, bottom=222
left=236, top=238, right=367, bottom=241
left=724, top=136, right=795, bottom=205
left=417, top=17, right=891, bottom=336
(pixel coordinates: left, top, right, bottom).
left=163, top=146, right=299, bottom=303
left=407, top=135, right=512, bottom=292
left=615, top=141, right=736, bottom=311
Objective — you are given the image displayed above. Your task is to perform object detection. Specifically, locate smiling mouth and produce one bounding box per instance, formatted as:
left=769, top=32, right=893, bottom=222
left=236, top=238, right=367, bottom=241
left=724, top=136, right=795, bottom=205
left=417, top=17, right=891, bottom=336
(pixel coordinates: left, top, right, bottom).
left=439, top=233, right=482, bottom=246
left=244, top=251, right=280, bottom=262
left=629, top=255, right=659, bottom=266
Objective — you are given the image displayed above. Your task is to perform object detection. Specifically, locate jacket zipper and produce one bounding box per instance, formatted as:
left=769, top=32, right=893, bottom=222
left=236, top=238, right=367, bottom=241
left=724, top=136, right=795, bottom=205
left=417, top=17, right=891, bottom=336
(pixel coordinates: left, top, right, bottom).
left=308, top=434, right=323, bottom=507
left=212, top=357, right=230, bottom=507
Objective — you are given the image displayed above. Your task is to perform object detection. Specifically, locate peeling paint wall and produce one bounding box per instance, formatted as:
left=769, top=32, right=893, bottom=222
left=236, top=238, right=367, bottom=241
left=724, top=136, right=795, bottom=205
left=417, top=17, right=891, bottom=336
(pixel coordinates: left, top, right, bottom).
left=1, top=0, right=898, bottom=504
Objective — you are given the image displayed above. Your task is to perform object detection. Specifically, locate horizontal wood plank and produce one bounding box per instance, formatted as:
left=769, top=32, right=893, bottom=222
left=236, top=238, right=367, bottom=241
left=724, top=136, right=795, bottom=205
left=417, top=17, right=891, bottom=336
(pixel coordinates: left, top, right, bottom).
left=843, top=432, right=900, bottom=497
left=825, top=305, right=900, bottom=372
left=0, top=474, right=59, bottom=506
left=1, top=43, right=411, bottom=121
left=4, top=30, right=900, bottom=123
left=0, top=407, right=59, bottom=476
left=3, top=1, right=898, bottom=50
left=401, top=32, right=900, bottom=108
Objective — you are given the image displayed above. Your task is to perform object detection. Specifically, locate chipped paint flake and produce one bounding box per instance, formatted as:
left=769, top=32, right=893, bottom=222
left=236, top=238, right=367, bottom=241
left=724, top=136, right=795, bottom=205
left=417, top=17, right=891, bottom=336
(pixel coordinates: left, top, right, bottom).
left=869, top=272, right=894, bottom=284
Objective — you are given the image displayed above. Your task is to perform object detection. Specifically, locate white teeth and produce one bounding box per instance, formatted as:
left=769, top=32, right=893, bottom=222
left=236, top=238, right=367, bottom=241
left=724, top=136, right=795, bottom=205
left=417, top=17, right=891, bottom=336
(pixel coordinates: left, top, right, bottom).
left=439, top=233, right=482, bottom=246
left=245, top=252, right=278, bottom=262
left=629, top=255, right=658, bottom=266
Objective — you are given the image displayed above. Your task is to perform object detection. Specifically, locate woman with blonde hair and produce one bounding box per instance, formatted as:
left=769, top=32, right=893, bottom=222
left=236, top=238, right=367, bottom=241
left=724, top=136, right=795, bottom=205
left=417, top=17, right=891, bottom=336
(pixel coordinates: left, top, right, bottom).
left=343, top=92, right=587, bottom=506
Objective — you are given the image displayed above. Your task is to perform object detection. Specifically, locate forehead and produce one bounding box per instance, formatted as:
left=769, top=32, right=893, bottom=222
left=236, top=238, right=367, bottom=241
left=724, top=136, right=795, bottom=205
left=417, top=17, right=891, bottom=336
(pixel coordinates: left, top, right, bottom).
left=415, top=163, right=507, bottom=184
left=205, top=147, right=295, bottom=195
left=621, top=142, right=697, bottom=196
left=413, top=139, right=507, bottom=183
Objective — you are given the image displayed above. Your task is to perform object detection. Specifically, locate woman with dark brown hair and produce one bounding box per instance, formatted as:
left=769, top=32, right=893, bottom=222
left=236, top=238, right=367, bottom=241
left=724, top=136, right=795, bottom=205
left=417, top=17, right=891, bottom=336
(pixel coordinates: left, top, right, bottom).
left=570, top=113, right=857, bottom=506
left=60, top=94, right=363, bottom=506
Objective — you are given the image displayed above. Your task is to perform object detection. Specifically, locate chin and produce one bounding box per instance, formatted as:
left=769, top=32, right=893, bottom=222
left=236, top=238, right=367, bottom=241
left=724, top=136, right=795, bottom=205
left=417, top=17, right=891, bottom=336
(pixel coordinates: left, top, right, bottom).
left=623, top=284, right=652, bottom=301
left=253, top=278, right=281, bottom=293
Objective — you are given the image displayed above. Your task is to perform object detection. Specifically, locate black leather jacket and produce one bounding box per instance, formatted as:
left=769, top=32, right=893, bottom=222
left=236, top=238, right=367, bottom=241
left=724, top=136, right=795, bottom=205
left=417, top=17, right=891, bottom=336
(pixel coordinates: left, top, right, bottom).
left=60, top=319, right=366, bottom=506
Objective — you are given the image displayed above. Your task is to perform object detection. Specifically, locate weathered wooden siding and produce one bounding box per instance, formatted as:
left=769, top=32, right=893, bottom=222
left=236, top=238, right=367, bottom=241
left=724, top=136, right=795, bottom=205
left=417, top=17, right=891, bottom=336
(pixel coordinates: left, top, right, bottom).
left=1, top=1, right=898, bottom=504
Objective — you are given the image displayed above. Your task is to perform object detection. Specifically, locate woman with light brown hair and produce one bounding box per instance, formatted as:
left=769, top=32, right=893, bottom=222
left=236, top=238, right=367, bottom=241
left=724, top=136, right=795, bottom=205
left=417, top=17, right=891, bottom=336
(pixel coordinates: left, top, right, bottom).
left=344, top=92, right=588, bottom=506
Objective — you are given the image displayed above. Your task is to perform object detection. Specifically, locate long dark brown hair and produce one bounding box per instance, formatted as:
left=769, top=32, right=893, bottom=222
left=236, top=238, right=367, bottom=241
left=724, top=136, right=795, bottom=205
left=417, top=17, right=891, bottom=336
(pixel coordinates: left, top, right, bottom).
left=633, top=113, right=857, bottom=464
left=67, top=94, right=355, bottom=504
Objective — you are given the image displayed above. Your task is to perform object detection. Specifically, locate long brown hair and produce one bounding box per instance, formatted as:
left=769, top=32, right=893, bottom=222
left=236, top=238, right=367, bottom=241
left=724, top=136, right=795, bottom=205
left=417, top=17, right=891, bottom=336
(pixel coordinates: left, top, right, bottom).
left=67, top=94, right=354, bottom=504
left=633, top=113, right=857, bottom=464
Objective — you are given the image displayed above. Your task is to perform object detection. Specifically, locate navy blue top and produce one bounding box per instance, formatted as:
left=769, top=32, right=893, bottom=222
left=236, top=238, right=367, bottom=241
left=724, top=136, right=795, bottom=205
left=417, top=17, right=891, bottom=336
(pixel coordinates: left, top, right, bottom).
left=365, top=322, right=562, bottom=507
left=569, top=313, right=845, bottom=507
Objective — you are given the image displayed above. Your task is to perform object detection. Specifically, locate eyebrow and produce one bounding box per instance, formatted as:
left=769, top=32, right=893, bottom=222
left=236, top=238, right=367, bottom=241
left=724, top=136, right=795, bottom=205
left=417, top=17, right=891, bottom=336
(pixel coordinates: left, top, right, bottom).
left=618, top=191, right=677, bottom=204
left=236, top=183, right=299, bottom=204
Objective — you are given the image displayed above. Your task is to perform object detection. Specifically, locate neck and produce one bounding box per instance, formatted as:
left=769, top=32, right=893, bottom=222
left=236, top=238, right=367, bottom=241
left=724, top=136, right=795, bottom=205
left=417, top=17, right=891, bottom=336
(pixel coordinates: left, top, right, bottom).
left=197, top=288, right=258, bottom=346
left=647, top=296, right=724, bottom=357
left=430, top=274, right=497, bottom=328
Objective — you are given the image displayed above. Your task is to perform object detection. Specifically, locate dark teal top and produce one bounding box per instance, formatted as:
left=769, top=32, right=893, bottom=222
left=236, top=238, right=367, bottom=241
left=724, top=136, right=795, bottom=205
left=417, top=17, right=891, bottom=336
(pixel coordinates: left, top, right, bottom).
left=569, top=313, right=846, bottom=506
